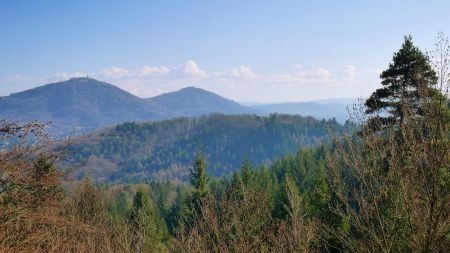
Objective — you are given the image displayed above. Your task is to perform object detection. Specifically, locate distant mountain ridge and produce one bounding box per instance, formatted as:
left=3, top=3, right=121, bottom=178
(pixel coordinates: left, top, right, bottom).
left=0, top=78, right=256, bottom=135
left=0, top=78, right=168, bottom=134
left=251, top=99, right=360, bottom=123
left=0, top=77, right=357, bottom=135
left=147, top=86, right=259, bottom=117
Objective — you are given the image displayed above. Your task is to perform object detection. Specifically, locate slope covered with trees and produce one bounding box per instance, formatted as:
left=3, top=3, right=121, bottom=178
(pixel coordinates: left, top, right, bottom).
left=68, top=114, right=341, bottom=182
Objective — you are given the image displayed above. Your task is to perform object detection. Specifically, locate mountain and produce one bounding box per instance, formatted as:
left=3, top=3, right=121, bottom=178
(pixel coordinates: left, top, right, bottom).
left=67, top=114, right=341, bottom=182
left=251, top=100, right=359, bottom=123
left=0, top=78, right=257, bottom=135
left=146, top=86, right=258, bottom=117
left=0, top=77, right=170, bottom=135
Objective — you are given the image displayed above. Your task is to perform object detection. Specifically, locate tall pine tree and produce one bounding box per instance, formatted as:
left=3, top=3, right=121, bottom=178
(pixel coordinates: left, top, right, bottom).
left=128, top=188, right=168, bottom=252
left=240, top=157, right=253, bottom=188
left=365, top=35, right=438, bottom=129
left=189, top=154, right=209, bottom=211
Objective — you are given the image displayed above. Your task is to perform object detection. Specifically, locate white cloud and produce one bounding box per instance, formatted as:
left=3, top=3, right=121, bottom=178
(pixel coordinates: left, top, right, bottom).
left=263, top=65, right=335, bottom=86
left=101, top=66, right=129, bottom=78
left=1, top=61, right=382, bottom=102
left=180, top=60, right=206, bottom=78
left=213, top=66, right=256, bottom=79
left=340, top=65, right=358, bottom=80
left=139, top=65, right=170, bottom=77
left=296, top=66, right=331, bottom=80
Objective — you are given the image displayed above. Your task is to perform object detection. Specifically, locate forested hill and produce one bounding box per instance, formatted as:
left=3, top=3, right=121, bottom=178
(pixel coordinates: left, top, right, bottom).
left=68, top=114, right=341, bottom=182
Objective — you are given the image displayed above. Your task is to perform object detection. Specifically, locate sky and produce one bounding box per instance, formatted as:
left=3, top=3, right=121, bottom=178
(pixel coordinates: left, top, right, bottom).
left=1, top=0, right=450, bottom=103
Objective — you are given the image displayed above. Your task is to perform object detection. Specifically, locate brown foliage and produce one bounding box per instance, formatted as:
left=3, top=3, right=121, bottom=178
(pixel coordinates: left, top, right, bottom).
left=0, top=122, right=128, bottom=253
left=326, top=86, right=450, bottom=252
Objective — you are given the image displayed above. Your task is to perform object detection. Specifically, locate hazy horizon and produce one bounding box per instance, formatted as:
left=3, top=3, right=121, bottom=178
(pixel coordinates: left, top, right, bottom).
left=2, top=76, right=362, bottom=104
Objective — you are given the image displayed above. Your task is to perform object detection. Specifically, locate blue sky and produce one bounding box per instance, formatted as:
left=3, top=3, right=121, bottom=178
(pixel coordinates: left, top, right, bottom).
left=1, top=0, right=449, bottom=102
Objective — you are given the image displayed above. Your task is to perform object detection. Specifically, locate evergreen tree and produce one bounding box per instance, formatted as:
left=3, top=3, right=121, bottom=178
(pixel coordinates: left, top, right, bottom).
left=282, top=175, right=302, bottom=222
left=190, top=153, right=209, bottom=201
left=240, top=157, right=253, bottom=188
left=365, top=35, right=438, bottom=129
left=128, top=188, right=167, bottom=252
left=275, top=173, right=301, bottom=220
left=111, top=188, right=132, bottom=225
left=166, top=187, right=191, bottom=234
left=228, top=158, right=255, bottom=201
left=186, top=153, right=210, bottom=221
